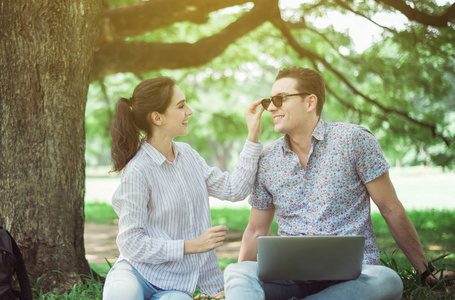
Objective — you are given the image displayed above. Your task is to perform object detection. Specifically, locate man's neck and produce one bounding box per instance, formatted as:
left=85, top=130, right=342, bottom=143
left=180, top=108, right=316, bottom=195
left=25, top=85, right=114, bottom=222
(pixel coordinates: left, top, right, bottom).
left=287, top=118, right=319, bottom=156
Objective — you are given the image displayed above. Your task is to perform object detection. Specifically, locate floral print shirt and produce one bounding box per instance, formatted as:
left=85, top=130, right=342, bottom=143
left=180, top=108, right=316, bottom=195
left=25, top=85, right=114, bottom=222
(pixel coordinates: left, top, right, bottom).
left=250, top=119, right=389, bottom=264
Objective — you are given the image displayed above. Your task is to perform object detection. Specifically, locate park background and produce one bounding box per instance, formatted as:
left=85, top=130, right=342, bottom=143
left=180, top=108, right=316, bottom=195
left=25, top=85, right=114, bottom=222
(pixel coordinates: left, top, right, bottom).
left=1, top=0, right=455, bottom=299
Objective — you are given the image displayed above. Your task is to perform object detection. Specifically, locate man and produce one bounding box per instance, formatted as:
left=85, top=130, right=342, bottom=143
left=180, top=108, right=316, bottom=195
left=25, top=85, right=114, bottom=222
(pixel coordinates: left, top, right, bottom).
left=224, top=67, right=454, bottom=299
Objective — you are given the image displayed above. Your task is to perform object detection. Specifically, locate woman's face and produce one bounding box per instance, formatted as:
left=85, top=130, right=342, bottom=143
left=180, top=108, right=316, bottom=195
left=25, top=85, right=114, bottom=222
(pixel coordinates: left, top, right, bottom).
left=159, top=85, right=193, bottom=137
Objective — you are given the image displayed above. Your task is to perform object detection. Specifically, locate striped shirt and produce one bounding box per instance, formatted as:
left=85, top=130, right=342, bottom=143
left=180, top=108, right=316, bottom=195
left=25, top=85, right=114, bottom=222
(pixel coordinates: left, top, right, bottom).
left=111, top=140, right=262, bottom=296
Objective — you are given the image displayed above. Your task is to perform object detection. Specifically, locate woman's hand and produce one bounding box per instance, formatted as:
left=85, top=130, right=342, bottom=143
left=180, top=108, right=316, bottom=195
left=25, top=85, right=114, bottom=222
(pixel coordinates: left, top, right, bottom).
left=184, top=225, right=228, bottom=254
left=245, top=99, right=265, bottom=143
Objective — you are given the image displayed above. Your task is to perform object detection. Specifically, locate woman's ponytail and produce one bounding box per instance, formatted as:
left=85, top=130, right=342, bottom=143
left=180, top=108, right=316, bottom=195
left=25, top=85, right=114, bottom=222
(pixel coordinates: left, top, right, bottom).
left=110, top=97, right=140, bottom=173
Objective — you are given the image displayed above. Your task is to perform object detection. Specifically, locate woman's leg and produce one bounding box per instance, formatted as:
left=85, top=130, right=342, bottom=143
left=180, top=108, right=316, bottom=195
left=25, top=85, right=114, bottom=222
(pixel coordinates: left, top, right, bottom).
left=152, top=290, right=193, bottom=300
left=103, top=260, right=158, bottom=300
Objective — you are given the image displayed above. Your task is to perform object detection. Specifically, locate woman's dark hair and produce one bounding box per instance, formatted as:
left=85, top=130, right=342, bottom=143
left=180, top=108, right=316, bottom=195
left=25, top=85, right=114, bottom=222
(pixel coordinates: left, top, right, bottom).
left=111, top=76, right=176, bottom=172
left=276, top=67, right=325, bottom=116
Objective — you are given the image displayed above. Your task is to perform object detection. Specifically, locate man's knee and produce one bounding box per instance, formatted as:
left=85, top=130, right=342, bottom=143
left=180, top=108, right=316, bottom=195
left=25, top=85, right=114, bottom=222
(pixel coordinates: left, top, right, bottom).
left=224, top=261, right=261, bottom=289
left=379, top=266, right=403, bottom=298
left=224, top=261, right=265, bottom=300
left=363, top=265, right=403, bottom=299
left=225, top=261, right=258, bottom=278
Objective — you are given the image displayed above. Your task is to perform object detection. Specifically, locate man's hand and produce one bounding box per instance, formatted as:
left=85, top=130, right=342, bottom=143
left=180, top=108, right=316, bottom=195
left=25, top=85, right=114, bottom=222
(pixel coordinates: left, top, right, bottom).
left=425, top=269, right=455, bottom=285
left=245, top=99, right=265, bottom=143
left=184, top=225, right=228, bottom=254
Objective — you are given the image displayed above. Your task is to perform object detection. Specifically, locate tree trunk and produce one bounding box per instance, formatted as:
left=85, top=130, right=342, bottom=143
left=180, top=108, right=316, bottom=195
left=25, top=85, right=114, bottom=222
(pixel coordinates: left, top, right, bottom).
left=210, top=141, right=233, bottom=172
left=0, top=0, right=103, bottom=293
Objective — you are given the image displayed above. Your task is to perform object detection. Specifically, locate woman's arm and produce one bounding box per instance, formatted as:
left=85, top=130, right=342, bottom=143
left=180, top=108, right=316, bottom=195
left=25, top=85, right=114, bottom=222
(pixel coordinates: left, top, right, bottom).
left=245, top=98, right=265, bottom=143
left=197, top=99, right=265, bottom=201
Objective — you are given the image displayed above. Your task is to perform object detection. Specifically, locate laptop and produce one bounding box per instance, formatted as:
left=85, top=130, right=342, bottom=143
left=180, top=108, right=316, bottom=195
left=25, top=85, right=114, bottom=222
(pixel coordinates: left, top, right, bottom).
left=257, top=235, right=365, bottom=281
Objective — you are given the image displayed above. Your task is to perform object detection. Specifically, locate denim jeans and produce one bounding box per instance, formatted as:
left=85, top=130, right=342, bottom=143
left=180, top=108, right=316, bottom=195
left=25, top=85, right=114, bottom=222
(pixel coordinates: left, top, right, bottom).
left=103, top=260, right=193, bottom=300
left=224, top=261, right=403, bottom=300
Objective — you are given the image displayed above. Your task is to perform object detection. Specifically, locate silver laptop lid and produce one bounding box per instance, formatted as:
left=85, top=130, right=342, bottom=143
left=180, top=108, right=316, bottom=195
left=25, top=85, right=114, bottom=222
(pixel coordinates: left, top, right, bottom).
left=257, top=235, right=365, bottom=281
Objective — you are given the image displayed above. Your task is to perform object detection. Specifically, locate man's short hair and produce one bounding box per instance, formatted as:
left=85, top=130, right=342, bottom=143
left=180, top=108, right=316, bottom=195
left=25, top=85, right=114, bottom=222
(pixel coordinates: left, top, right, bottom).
left=276, top=67, right=325, bottom=116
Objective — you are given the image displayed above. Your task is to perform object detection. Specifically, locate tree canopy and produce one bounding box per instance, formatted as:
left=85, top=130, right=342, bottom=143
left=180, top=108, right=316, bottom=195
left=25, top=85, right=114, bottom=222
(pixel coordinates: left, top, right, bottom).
left=86, top=0, right=455, bottom=170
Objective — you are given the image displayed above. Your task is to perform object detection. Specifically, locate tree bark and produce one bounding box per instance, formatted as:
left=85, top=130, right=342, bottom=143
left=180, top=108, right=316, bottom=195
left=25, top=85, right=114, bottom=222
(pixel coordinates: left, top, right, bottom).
left=0, top=0, right=103, bottom=292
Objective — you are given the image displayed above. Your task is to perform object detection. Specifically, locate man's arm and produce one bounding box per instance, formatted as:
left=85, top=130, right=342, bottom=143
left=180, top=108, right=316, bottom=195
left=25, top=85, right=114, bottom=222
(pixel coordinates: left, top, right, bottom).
left=367, top=171, right=455, bottom=282
left=238, top=207, right=275, bottom=262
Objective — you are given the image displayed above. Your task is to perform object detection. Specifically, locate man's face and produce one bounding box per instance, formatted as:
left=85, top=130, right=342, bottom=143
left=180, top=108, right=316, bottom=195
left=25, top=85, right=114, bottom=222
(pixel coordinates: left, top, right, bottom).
left=269, top=77, right=309, bottom=135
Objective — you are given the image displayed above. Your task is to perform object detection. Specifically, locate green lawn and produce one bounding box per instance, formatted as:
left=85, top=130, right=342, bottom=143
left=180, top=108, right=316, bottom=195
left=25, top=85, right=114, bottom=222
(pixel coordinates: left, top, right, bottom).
left=83, top=203, right=455, bottom=299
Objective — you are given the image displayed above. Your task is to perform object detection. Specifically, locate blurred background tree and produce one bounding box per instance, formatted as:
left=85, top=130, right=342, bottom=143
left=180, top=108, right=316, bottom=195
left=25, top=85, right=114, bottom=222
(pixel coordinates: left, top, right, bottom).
left=1, top=0, right=454, bottom=292
left=86, top=0, right=455, bottom=170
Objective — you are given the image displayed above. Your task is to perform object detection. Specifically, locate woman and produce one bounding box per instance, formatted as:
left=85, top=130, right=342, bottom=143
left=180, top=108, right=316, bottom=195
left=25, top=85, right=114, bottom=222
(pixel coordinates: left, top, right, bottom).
left=103, top=76, right=264, bottom=300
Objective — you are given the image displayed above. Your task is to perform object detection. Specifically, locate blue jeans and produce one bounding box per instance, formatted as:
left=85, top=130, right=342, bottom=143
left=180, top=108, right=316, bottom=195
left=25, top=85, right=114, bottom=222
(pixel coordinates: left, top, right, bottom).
left=224, top=261, right=403, bottom=300
left=103, top=260, right=193, bottom=300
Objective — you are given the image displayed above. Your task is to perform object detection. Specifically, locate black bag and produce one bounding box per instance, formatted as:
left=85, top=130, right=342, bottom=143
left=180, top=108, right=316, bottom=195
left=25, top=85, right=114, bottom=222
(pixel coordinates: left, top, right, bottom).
left=0, top=227, right=33, bottom=299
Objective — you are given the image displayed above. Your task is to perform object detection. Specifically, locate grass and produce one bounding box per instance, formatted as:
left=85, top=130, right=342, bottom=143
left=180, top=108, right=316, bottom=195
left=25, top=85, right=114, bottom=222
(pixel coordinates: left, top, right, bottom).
left=85, top=202, right=118, bottom=224
left=31, top=272, right=104, bottom=299
left=32, top=204, right=454, bottom=299
left=372, top=210, right=455, bottom=298
left=89, top=259, right=112, bottom=279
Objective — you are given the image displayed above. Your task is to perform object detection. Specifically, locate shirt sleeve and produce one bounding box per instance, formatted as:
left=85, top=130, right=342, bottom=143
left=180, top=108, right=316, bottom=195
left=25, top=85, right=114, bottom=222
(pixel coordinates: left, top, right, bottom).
left=353, top=127, right=390, bottom=184
left=194, top=139, right=262, bottom=201
left=249, top=152, right=275, bottom=210
left=112, top=166, right=184, bottom=264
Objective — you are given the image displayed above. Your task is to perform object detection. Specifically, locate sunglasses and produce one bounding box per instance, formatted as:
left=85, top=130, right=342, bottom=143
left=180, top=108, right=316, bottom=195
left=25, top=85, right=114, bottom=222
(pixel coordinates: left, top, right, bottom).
left=261, top=93, right=310, bottom=110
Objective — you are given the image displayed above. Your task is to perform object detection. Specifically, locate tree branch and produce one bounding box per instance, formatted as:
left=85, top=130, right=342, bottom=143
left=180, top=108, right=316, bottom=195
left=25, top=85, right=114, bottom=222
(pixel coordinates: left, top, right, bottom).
left=99, top=0, right=252, bottom=46
left=334, top=0, right=398, bottom=34
left=325, top=82, right=380, bottom=119
left=91, top=2, right=273, bottom=80
left=375, top=0, right=455, bottom=27
left=270, top=15, right=451, bottom=146
left=323, top=76, right=405, bottom=135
